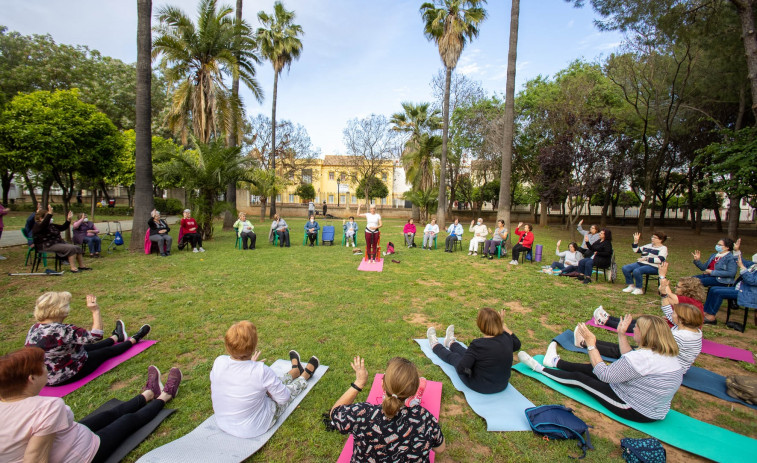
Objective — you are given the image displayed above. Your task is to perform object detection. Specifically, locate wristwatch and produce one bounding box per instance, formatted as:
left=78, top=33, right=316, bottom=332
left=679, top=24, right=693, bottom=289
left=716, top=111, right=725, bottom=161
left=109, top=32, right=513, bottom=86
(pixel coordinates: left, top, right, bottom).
left=586, top=345, right=596, bottom=351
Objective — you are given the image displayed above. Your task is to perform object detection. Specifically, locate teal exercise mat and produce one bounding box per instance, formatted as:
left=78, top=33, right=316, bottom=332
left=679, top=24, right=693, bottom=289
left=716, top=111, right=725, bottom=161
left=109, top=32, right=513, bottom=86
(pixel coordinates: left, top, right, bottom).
left=553, top=330, right=757, bottom=410
left=514, top=355, right=757, bottom=463
left=415, top=339, right=533, bottom=431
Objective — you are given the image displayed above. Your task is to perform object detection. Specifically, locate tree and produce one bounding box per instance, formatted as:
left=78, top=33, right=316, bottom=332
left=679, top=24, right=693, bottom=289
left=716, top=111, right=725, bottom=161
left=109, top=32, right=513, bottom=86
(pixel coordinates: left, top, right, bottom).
left=153, top=0, right=262, bottom=144
left=404, top=187, right=439, bottom=222
left=294, top=183, right=315, bottom=202
left=355, top=177, right=389, bottom=202
left=224, top=0, right=245, bottom=230
left=420, top=0, right=487, bottom=228
left=256, top=0, right=304, bottom=218
left=247, top=168, right=287, bottom=221
left=497, top=0, right=519, bottom=230
left=342, top=115, right=398, bottom=205
left=618, top=190, right=642, bottom=218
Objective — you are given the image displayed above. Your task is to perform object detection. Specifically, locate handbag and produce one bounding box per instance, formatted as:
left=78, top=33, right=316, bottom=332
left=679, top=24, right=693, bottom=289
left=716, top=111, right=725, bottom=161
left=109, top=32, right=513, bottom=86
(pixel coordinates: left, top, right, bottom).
left=620, top=437, right=665, bottom=463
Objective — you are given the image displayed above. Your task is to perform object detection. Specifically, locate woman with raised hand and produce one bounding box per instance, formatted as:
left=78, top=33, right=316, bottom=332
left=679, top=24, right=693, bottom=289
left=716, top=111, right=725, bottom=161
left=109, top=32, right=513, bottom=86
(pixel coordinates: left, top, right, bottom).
left=621, top=231, right=668, bottom=295
left=32, top=205, right=90, bottom=272
left=330, top=356, right=445, bottom=461
left=357, top=204, right=382, bottom=264
left=509, top=222, right=534, bottom=265
left=575, top=228, right=613, bottom=285
left=548, top=240, right=582, bottom=274
left=482, top=219, right=507, bottom=260
left=72, top=213, right=102, bottom=258
left=691, top=238, right=738, bottom=288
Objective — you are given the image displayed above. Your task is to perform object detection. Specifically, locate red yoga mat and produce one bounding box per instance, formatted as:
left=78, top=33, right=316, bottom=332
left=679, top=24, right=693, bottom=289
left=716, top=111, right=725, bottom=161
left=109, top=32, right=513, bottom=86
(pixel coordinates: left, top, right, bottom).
left=336, top=373, right=443, bottom=463
left=40, top=340, right=158, bottom=397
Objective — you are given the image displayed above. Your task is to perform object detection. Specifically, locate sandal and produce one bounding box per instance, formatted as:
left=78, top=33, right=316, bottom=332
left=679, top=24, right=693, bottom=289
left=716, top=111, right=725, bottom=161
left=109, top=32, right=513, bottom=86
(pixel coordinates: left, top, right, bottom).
left=289, top=350, right=304, bottom=374
left=303, top=356, right=320, bottom=379
left=79, top=267, right=93, bottom=271
left=70, top=269, right=80, bottom=273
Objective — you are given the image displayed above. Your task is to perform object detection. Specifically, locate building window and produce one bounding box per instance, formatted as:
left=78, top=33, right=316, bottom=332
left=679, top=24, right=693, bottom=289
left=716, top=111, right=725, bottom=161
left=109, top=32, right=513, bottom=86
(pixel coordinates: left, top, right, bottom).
left=340, top=195, right=346, bottom=204
left=351, top=195, right=357, bottom=204
left=381, top=197, right=386, bottom=205
left=351, top=173, right=357, bottom=182
left=302, top=169, right=312, bottom=184
left=276, top=194, right=281, bottom=202
left=340, top=173, right=346, bottom=182
left=328, top=194, right=334, bottom=204
left=289, top=194, right=295, bottom=203
left=329, top=171, right=335, bottom=181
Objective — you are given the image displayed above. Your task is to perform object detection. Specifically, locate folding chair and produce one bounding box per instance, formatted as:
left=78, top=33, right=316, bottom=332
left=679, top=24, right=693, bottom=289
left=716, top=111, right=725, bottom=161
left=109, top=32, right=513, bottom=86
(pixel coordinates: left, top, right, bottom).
left=452, top=236, right=463, bottom=252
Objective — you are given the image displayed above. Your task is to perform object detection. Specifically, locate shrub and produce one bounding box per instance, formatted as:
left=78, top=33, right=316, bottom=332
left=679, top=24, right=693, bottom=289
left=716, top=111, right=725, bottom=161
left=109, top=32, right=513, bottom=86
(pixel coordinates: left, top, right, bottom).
left=153, top=197, right=184, bottom=215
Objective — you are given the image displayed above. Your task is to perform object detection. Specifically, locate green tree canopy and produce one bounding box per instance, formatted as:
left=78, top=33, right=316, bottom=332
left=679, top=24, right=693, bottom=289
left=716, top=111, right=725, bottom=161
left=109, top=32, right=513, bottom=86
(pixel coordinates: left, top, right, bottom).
left=294, top=183, right=315, bottom=202
left=355, top=176, right=389, bottom=201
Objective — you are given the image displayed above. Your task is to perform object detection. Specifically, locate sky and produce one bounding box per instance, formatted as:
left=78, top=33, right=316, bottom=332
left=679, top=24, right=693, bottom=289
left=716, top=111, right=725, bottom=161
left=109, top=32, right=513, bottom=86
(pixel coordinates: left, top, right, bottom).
left=1, top=0, right=624, bottom=156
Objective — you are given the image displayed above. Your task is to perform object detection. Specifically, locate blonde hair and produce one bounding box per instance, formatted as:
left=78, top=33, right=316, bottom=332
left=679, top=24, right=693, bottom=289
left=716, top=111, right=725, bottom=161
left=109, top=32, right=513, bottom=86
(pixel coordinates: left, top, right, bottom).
left=676, top=277, right=706, bottom=304
left=382, top=357, right=419, bottom=419
left=224, top=321, right=258, bottom=359
left=34, top=291, right=72, bottom=321
left=477, top=307, right=504, bottom=336
left=673, top=303, right=704, bottom=329
left=238, top=211, right=246, bottom=219
left=635, top=315, right=679, bottom=357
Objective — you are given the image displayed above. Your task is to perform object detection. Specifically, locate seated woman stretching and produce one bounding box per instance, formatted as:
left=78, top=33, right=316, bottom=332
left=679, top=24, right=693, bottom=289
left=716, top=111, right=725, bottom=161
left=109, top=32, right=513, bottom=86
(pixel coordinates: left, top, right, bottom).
left=343, top=216, right=359, bottom=247
left=0, top=347, right=181, bottom=463
left=576, top=229, right=613, bottom=285
left=518, top=315, right=683, bottom=422
left=147, top=210, right=172, bottom=257
left=330, top=356, right=445, bottom=461
left=483, top=220, right=507, bottom=259
left=691, top=238, right=737, bottom=288
left=210, top=321, right=319, bottom=438
left=509, top=222, right=534, bottom=265
left=233, top=212, right=256, bottom=250
left=304, top=215, right=320, bottom=246
left=422, top=218, right=439, bottom=250
left=72, top=213, right=102, bottom=257
left=270, top=214, right=290, bottom=247
left=427, top=307, right=521, bottom=394
left=32, top=205, right=90, bottom=273
left=548, top=240, right=582, bottom=274
left=621, top=232, right=668, bottom=295
left=179, top=209, right=204, bottom=252
left=467, top=218, right=488, bottom=256
left=25, top=292, right=150, bottom=386
left=403, top=218, right=417, bottom=248
left=702, top=252, right=757, bottom=326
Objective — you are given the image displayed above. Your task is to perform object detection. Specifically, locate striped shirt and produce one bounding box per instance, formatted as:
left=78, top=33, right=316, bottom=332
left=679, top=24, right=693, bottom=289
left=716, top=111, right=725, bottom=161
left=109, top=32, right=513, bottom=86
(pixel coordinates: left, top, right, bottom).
left=594, top=349, right=682, bottom=420
left=632, top=243, right=668, bottom=268
left=661, top=304, right=702, bottom=373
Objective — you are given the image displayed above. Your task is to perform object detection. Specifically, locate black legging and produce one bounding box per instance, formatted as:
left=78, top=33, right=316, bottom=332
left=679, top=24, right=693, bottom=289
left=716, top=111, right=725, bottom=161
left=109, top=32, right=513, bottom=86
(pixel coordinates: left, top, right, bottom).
left=540, top=360, right=653, bottom=422
left=182, top=232, right=202, bottom=248
left=56, top=339, right=134, bottom=386
left=432, top=342, right=467, bottom=368
left=511, top=244, right=531, bottom=261
left=241, top=231, right=256, bottom=249
left=605, top=316, right=637, bottom=333
left=365, top=231, right=379, bottom=260
left=307, top=232, right=317, bottom=245
left=79, top=394, right=166, bottom=463
left=445, top=235, right=458, bottom=251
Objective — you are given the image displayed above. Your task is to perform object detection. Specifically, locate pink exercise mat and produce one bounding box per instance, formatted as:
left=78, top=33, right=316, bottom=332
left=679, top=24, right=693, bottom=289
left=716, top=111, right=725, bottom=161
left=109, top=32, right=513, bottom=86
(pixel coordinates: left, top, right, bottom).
left=336, top=373, right=443, bottom=462
left=586, top=318, right=754, bottom=364
left=357, top=259, right=384, bottom=272
left=40, top=340, right=158, bottom=397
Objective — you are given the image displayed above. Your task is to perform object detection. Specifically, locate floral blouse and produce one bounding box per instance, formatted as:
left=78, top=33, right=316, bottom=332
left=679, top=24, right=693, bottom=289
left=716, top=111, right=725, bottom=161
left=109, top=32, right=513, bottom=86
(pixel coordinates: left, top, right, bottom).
left=332, top=403, right=444, bottom=462
left=25, top=322, right=103, bottom=385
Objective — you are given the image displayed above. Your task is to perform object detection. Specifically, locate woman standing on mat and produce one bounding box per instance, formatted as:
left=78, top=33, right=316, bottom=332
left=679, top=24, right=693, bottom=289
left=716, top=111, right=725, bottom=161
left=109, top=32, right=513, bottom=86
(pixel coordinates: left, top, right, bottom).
left=210, top=321, right=320, bottom=439
left=427, top=307, right=521, bottom=394
left=330, top=356, right=445, bottom=461
left=0, top=347, right=182, bottom=463
left=518, top=315, right=683, bottom=422
left=24, top=292, right=150, bottom=386
left=357, top=204, right=382, bottom=263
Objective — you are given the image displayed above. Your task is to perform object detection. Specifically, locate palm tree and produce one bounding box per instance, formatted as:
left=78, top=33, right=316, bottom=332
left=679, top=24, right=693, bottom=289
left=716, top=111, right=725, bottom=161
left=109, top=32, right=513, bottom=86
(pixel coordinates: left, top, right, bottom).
left=256, top=1, right=304, bottom=218
left=153, top=0, right=262, bottom=144
left=402, top=132, right=442, bottom=192
left=420, top=0, right=487, bottom=228
left=223, top=0, right=244, bottom=231
left=248, top=168, right=288, bottom=222
left=390, top=102, right=441, bottom=143
left=497, top=0, right=519, bottom=230
left=130, top=0, right=154, bottom=252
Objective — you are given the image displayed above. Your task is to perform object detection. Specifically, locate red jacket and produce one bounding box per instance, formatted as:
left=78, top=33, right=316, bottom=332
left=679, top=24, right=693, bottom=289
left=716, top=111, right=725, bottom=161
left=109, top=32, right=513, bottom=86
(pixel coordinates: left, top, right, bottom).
left=515, top=229, right=534, bottom=248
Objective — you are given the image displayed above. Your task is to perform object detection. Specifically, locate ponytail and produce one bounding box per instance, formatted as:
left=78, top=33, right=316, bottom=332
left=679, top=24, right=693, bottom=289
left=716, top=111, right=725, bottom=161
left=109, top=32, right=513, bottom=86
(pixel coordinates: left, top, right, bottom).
left=381, top=357, right=419, bottom=419
left=382, top=393, right=404, bottom=419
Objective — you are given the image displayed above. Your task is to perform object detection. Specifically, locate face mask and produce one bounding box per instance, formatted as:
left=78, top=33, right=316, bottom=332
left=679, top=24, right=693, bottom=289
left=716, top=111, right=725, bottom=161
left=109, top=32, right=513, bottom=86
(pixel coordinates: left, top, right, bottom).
left=477, top=221, right=483, bottom=225
left=310, top=219, right=314, bottom=223
left=83, top=218, right=89, bottom=223
left=715, top=245, right=724, bottom=252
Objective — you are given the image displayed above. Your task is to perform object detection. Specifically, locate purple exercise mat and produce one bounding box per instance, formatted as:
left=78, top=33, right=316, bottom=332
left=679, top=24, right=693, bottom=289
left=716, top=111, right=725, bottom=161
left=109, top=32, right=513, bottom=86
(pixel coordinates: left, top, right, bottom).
left=40, top=341, right=158, bottom=397
left=586, top=318, right=754, bottom=364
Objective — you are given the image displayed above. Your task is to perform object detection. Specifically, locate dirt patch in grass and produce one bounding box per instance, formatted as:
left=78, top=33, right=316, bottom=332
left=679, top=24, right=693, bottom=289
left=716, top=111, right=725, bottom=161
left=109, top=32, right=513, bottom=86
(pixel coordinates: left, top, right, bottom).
left=441, top=394, right=467, bottom=418
left=504, top=301, right=532, bottom=314
left=527, top=329, right=536, bottom=339
left=417, top=280, right=443, bottom=287
left=109, top=377, right=136, bottom=392
left=539, top=314, right=563, bottom=333
left=404, top=313, right=431, bottom=326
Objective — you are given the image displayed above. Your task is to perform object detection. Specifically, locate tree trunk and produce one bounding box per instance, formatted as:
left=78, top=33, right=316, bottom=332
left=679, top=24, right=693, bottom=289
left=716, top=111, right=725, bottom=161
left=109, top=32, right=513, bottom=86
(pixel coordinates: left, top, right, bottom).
left=436, top=66, right=452, bottom=229
left=270, top=71, right=279, bottom=218
left=259, top=198, right=268, bottom=222
left=223, top=0, right=243, bottom=231
left=727, top=195, right=741, bottom=239
left=695, top=208, right=703, bottom=235
left=497, top=0, right=519, bottom=231
left=714, top=204, right=723, bottom=232
left=539, top=201, right=548, bottom=227
left=731, top=0, right=757, bottom=120
left=90, top=191, right=96, bottom=221
left=130, top=0, right=154, bottom=252
left=411, top=203, right=420, bottom=221
left=23, top=173, right=38, bottom=210
left=1, top=170, right=12, bottom=206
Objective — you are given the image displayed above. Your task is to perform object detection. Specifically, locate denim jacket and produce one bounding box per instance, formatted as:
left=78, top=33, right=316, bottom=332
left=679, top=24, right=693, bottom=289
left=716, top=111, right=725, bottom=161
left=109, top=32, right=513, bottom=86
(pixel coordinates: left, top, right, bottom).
left=694, top=252, right=737, bottom=285
left=737, top=265, right=757, bottom=309
left=304, top=221, right=320, bottom=233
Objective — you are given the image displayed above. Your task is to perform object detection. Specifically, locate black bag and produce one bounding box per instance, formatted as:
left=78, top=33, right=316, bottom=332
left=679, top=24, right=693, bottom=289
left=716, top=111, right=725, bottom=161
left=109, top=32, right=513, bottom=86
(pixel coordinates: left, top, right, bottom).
left=525, top=405, right=593, bottom=459
left=620, top=437, right=666, bottom=463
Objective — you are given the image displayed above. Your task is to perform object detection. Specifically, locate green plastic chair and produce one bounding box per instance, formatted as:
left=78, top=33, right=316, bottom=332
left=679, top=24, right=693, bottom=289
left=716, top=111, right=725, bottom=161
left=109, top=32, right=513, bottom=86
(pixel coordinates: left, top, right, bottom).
left=342, top=231, right=358, bottom=246
left=22, top=229, right=46, bottom=267
left=303, top=229, right=319, bottom=246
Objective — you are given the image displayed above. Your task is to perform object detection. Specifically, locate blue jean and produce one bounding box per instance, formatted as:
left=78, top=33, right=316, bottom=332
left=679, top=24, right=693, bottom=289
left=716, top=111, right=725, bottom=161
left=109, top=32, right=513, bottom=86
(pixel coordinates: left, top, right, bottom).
left=622, top=262, right=658, bottom=288
left=551, top=262, right=565, bottom=270
left=703, top=286, right=738, bottom=316
left=82, top=236, right=102, bottom=254
left=693, top=275, right=728, bottom=288
left=577, top=258, right=594, bottom=277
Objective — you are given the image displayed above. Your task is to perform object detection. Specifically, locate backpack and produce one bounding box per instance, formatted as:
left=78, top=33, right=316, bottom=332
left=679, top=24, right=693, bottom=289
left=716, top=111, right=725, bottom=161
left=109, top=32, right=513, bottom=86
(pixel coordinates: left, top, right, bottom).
left=525, top=405, right=593, bottom=459
left=620, top=437, right=666, bottom=463
left=725, top=375, right=757, bottom=405
left=385, top=242, right=395, bottom=255
left=113, top=231, right=124, bottom=246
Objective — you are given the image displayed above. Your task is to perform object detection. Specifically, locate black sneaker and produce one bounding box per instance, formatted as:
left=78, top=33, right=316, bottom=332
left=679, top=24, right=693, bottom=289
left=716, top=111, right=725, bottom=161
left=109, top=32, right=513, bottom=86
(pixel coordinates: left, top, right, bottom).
left=131, top=324, right=151, bottom=343
left=112, top=320, right=127, bottom=343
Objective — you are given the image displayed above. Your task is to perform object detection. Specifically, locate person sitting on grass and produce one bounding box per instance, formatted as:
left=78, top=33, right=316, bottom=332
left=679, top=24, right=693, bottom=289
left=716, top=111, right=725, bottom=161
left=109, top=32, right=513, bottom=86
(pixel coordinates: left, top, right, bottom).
left=233, top=212, right=256, bottom=250
left=24, top=292, right=150, bottom=386
left=509, top=222, right=534, bottom=265
left=32, top=205, right=90, bottom=273
left=482, top=219, right=507, bottom=259
left=427, top=307, right=521, bottom=394
left=468, top=218, right=488, bottom=257
left=621, top=232, right=668, bottom=295
left=444, top=218, right=463, bottom=252
left=422, top=218, right=440, bottom=250
left=0, top=347, right=181, bottom=463
left=518, top=315, right=683, bottom=422
left=403, top=218, right=417, bottom=248
left=270, top=214, right=290, bottom=247
left=691, top=238, right=738, bottom=288
left=343, top=216, right=358, bottom=247
left=548, top=240, right=582, bottom=274
left=305, top=215, right=320, bottom=247
left=330, top=356, right=445, bottom=461
left=575, top=229, right=613, bottom=285
left=210, top=321, right=320, bottom=439
left=179, top=209, right=204, bottom=253
left=147, top=210, right=172, bottom=257
left=72, top=213, right=102, bottom=258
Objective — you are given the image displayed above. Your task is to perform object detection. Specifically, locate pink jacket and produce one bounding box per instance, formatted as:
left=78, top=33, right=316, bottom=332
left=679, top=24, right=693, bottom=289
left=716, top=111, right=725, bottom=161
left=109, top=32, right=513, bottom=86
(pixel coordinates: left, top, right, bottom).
left=403, top=223, right=416, bottom=234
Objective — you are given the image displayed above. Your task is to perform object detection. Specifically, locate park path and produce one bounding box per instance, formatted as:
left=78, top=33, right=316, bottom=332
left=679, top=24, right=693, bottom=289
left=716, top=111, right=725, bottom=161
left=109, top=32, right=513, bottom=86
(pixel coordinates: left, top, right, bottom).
left=0, top=216, right=179, bottom=248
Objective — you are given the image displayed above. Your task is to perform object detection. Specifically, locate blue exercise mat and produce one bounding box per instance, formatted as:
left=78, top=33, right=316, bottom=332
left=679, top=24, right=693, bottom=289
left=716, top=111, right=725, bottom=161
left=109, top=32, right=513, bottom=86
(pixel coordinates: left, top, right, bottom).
left=415, top=339, right=533, bottom=431
left=552, top=330, right=757, bottom=410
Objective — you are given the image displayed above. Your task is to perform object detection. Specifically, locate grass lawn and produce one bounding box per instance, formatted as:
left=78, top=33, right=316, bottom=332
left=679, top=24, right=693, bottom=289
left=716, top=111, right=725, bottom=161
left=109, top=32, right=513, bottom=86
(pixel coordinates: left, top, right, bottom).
left=1, top=210, right=134, bottom=230
left=0, top=218, right=755, bottom=462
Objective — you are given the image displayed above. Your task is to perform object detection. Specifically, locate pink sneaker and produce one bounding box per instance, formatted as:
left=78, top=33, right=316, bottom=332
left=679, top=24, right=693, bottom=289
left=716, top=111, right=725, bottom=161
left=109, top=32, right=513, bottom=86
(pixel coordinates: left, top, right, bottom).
left=405, top=377, right=427, bottom=407
left=141, top=365, right=162, bottom=398
left=162, top=367, right=183, bottom=398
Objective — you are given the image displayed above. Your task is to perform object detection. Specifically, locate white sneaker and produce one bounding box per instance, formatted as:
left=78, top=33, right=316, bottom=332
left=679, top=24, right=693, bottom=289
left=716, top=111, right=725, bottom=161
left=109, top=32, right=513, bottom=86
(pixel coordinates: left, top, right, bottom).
left=510, top=260, right=518, bottom=265
left=444, top=325, right=456, bottom=348
left=193, top=248, right=199, bottom=253
left=468, top=251, right=473, bottom=256
left=473, top=252, right=478, bottom=256
left=0, top=255, right=6, bottom=260
left=573, top=324, right=585, bottom=348
left=631, top=288, right=644, bottom=295
left=517, top=351, right=543, bottom=372
left=199, top=247, right=205, bottom=252
left=622, top=285, right=635, bottom=293
left=543, top=341, right=560, bottom=368
left=593, top=306, right=609, bottom=325
left=427, top=327, right=439, bottom=347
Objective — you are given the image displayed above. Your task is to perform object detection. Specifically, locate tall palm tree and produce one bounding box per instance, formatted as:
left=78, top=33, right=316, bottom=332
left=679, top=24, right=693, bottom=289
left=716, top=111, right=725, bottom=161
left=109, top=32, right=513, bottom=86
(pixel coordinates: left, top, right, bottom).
left=420, top=0, right=487, bottom=228
left=153, top=0, right=262, bottom=144
left=130, top=0, right=154, bottom=252
left=256, top=1, right=303, bottom=218
left=497, top=0, right=519, bottom=230
left=223, top=0, right=244, bottom=231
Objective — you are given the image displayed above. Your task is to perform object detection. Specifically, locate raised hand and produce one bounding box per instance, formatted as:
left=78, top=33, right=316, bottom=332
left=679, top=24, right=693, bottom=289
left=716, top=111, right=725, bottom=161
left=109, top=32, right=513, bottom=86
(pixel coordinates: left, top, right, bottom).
left=85, top=295, right=99, bottom=311
left=692, top=250, right=701, bottom=261
left=47, top=204, right=53, bottom=215
left=67, top=210, right=73, bottom=221
left=633, top=232, right=641, bottom=243
left=517, top=222, right=523, bottom=228
left=578, top=219, right=583, bottom=226
left=737, top=255, right=746, bottom=270
left=734, top=238, right=741, bottom=253
left=351, top=356, right=368, bottom=386
left=556, top=240, right=562, bottom=247
left=658, top=261, right=668, bottom=278
left=617, top=314, right=633, bottom=334
left=584, top=234, right=590, bottom=243
left=251, top=350, right=261, bottom=362
left=577, top=323, right=596, bottom=346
